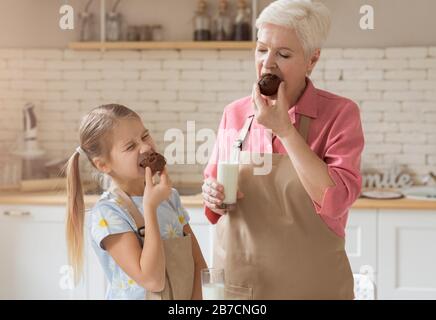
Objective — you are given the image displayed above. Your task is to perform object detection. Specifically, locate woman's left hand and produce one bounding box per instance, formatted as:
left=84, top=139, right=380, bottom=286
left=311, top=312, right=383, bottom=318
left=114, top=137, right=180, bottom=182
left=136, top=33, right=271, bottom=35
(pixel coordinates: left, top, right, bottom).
left=252, top=81, right=294, bottom=138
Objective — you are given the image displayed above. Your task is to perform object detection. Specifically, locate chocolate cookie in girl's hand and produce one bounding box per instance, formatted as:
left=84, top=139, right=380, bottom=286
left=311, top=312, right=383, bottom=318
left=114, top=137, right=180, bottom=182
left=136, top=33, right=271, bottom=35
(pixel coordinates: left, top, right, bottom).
left=258, top=73, right=282, bottom=96
left=139, top=151, right=167, bottom=175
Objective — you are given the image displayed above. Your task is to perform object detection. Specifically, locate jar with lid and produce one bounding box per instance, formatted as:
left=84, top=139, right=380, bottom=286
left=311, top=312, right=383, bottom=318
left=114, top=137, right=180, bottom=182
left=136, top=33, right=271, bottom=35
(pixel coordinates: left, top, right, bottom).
left=151, top=25, right=164, bottom=41
left=106, top=0, right=123, bottom=41
left=78, top=0, right=95, bottom=42
left=213, top=0, right=232, bottom=41
left=78, top=11, right=95, bottom=41
left=126, top=25, right=139, bottom=41
left=138, top=25, right=152, bottom=41
left=233, top=0, right=251, bottom=41
left=193, top=0, right=211, bottom=41
left=106, top=11, right=122, bottom=41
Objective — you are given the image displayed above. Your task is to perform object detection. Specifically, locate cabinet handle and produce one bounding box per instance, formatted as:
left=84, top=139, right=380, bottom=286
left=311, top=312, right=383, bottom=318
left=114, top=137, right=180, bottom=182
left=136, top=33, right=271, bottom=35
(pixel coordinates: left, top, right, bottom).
left=3, top=210, right=31, bottom=217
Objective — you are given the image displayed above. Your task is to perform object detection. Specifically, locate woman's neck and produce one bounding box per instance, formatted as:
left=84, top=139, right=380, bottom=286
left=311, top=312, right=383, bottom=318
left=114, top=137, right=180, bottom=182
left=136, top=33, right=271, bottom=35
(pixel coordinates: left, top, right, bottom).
left=289, top=78, right=308, bottom=109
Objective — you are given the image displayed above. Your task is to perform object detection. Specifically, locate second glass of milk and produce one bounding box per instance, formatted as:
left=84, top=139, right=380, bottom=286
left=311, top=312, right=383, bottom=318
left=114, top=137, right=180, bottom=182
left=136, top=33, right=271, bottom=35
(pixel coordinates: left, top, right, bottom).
left=201, top=268, right=225, bottom=300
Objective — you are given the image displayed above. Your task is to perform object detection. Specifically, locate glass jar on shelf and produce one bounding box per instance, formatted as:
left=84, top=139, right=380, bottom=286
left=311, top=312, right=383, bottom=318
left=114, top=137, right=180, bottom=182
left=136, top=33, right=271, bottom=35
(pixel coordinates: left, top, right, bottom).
left=213, top=0, right=232, bottom=41
left=106, top=11, right=122, bottom=41
left=139, top=25, right=152, bottom=41
left=151, top=25, right=164, bottom=41
left=106, top=0, right=123, bottom=41
left=126, top=25, right=139, bottom=41
left=233, top=0, right=252, bottom=41
left=77, top=0, right=95, bottom=42
left=193, top=0, right=212, bottom=41
left=78, top=11, right=95, bottom=42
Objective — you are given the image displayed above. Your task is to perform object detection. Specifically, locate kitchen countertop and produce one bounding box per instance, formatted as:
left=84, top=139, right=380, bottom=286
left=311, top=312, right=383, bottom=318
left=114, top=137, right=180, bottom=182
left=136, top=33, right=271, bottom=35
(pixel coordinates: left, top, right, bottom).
left=0, top=191, right=436, bottom=210
left=0, top=191, right=204, bottom=208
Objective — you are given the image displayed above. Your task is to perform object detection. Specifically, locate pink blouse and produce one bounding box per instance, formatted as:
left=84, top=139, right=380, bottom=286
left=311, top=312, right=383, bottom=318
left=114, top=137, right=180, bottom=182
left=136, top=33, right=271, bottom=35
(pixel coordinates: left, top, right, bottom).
left=203, top=78, right=365, bottom=238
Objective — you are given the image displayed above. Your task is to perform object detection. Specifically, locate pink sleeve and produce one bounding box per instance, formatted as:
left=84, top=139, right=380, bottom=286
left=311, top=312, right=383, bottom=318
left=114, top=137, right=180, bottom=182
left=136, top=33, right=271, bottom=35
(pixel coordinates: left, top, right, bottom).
left=312, top=102, right=364, bottom=219
left=203, top=109, right=227, bottom=224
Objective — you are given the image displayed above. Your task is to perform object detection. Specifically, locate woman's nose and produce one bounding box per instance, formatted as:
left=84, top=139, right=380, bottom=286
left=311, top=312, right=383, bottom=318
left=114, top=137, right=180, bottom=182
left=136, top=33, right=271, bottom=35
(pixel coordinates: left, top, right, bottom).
left=264, top=52, right=277, bottom=70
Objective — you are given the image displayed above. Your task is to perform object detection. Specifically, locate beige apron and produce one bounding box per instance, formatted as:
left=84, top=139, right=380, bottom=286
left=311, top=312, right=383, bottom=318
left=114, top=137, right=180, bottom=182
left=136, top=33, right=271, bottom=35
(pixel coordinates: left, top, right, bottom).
left=214, top=115, right=354, bottom=300
left=109, top=185, right=194, bottom=300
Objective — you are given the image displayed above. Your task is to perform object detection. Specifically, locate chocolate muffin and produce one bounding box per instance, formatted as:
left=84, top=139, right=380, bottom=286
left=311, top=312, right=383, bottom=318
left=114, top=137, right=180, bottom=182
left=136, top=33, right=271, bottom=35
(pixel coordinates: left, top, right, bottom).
left=139, top=151, right=166, bottom=175
left=258, top=73, right=282, bottom=96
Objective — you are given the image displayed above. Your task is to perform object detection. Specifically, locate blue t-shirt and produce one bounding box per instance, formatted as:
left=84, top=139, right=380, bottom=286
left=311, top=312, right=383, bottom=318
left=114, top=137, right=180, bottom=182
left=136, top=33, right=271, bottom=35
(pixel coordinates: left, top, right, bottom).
left=88, top=188, right=190, bottom=300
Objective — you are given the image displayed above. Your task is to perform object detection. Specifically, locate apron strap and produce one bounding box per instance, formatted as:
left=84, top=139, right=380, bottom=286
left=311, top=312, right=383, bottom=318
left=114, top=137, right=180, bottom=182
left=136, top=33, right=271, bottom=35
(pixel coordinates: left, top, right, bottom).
left=234, top=115, right=255, bottom=151
left=299, top=115, right=311, bottom=142
left=108, top=184, right=145, bottom=231
left=235, top=113, right=311, bottom=150
left=108, top=183, right=179, bottom=237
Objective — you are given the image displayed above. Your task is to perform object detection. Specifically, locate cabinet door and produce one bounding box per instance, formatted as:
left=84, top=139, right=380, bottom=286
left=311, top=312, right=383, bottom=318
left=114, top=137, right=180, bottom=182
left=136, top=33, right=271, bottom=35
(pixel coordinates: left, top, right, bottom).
left=0, top=205, right=106, bottom=300
left=378, top=210, right=436, bottom=299
left=185, top=207, right=215, bottom=268
left=0, top=205, right=84, bottom=299
left=345, top=209, right=377, bottom=274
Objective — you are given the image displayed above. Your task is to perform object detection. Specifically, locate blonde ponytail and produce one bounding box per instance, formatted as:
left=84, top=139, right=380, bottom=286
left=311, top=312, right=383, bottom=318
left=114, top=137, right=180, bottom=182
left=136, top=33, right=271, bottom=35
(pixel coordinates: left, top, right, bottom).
left=65, top=150, right=85, bottom=283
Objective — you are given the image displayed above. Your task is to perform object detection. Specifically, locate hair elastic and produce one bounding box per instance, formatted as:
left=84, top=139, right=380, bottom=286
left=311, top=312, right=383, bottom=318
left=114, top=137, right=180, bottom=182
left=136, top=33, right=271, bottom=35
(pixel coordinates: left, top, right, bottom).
left=76, top=146, right=85, bottom=156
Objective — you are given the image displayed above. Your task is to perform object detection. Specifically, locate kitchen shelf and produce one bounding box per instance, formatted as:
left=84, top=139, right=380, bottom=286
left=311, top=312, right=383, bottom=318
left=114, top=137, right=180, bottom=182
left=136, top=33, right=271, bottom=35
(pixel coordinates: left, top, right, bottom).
left=68, top=41, right=256, bottom=51
left=70, top=0, right=259, bottom=51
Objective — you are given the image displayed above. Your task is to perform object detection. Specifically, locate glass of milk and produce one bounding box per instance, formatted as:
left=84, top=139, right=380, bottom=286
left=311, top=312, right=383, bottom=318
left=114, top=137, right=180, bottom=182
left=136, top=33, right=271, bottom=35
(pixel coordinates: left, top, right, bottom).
left=217, top=162, right=239, bottom=204
left=201, top=268, right=225, bottom=300
left=217, top=146, right=240, bottom=205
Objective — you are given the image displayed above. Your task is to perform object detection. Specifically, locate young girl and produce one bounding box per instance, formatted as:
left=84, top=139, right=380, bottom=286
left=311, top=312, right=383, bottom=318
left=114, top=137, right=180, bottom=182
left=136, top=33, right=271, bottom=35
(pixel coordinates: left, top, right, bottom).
left=65, top=104, right=207, bottom=300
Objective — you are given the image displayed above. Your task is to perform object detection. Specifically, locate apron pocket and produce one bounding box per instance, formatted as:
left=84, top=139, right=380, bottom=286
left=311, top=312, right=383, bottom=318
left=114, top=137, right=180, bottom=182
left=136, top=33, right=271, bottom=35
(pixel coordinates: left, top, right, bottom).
left=224, top=284, right=253, bottom=300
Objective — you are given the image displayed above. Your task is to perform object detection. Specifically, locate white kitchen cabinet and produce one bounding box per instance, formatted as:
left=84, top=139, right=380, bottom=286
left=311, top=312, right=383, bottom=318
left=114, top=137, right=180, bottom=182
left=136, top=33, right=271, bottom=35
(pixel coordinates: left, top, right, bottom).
left=186, top=207, right=216, bottom=268
left=0, top=205, right=106, bottom=300
left=377, top=210, right=436, bottom=300
left=345, top=209, right=377, bottom=274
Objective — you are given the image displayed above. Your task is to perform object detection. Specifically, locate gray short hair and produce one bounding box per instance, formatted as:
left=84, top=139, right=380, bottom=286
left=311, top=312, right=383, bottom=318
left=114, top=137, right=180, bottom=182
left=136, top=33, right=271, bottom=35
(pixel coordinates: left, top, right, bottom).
left=256, top=0, right=331, bottom=57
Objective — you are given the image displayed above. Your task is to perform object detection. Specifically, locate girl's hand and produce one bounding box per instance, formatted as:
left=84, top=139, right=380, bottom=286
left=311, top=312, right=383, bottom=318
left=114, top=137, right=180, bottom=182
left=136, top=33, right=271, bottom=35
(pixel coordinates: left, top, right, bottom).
left=143, top=167, right=172, bottom=211
left=202, top=177, right=244, bottom=215
left=252, top=82, right=294, bottom=138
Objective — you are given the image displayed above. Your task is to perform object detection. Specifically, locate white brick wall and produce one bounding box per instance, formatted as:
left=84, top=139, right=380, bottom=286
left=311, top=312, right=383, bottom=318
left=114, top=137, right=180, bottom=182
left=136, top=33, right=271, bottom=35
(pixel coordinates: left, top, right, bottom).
left=385, top=47, right=428, bottom=58
left=1, top=46, right=436, bottom=184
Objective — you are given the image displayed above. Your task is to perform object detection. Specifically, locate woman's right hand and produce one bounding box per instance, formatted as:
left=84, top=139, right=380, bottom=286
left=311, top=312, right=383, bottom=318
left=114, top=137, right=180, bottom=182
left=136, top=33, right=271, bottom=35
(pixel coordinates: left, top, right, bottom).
left=143, top=167, right=172, bottom=211
left=202, top=177, right=244, bottom=215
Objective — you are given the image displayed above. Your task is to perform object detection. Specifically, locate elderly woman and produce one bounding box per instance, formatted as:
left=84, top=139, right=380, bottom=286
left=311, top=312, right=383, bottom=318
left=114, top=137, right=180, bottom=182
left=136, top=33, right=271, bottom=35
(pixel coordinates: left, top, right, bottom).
left=202, top=0, right=364, bottom=299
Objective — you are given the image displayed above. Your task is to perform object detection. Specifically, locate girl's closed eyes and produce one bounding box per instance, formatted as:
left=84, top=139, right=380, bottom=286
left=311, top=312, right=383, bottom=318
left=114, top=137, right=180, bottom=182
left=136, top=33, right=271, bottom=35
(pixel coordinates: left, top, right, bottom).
left=125, top=131, right=151, bottom=152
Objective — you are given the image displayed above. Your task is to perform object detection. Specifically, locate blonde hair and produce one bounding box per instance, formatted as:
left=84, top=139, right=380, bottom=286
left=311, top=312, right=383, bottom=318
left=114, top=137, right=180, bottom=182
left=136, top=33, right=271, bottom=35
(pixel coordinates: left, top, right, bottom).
left=255, top=0, right=331, bottom=57
left=65, top=104, right=140, bottom=283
